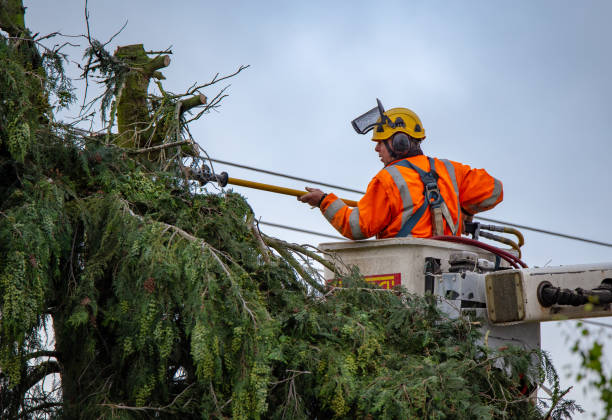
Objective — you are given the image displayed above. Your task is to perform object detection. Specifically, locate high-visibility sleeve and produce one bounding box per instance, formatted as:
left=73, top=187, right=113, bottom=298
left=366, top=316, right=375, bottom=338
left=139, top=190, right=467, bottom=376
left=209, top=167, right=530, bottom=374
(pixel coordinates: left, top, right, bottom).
left=450, top=161, right=503, bottom=215
left=319, top=177, right=393, bottom=240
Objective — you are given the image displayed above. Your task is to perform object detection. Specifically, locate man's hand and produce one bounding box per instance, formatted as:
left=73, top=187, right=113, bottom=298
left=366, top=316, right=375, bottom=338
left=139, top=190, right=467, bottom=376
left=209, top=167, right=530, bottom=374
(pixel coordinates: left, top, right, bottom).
left=298, top=187, right=325, bottom=207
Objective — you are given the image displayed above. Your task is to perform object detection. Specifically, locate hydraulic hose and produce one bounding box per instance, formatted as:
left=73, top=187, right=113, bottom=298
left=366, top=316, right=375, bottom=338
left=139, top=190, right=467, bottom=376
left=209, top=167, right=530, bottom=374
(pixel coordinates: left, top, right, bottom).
left=479, top=224, right=525, bottom=247
left=430, top=235, right=528, bottom=269
left=478, top=231, right=522, bottom=258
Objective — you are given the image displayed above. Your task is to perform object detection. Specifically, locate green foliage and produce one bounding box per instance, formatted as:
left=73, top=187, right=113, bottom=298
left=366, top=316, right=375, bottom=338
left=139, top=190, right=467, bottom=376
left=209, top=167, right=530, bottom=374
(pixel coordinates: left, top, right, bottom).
left=0, top=16, right=580, bottom=420
left=81, top=38, right=129, bottom=125
left=571, top=322, right=612, bottom=420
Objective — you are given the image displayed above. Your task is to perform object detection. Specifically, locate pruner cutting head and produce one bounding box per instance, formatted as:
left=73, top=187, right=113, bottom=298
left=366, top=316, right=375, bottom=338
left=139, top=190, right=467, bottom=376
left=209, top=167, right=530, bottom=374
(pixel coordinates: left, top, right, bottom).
left=193, top=164, right=228, bottom=187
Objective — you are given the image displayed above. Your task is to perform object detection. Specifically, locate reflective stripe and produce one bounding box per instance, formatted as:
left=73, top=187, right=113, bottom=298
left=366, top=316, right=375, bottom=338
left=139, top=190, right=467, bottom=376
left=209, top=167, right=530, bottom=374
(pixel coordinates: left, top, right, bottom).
left=464, top=204, right=478, bottom=215
left=385, top=165, right=414, bottom=230
left=349, top=208, right=366, bottom=239
left=440, top=159, right=460, bottom=233
left=441, top=202, right=457, bottom=235
left=440, top=159, right=458, bottom=195
left=480, top=178, right=502, bottom=209
left=323, top=198, right=345, bottom=223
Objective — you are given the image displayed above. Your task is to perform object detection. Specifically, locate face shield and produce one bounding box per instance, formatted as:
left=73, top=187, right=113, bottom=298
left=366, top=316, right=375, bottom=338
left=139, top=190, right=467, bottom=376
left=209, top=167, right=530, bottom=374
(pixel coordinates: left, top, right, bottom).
left=351, top=98, right=388, bottom=134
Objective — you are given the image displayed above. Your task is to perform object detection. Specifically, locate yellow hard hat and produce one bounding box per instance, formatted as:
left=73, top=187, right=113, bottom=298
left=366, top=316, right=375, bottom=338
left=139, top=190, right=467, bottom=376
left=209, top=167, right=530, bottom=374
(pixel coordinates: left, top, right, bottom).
left=371, top=107, right=426, bottom=142
left=351, top=99, right=425, bottom=141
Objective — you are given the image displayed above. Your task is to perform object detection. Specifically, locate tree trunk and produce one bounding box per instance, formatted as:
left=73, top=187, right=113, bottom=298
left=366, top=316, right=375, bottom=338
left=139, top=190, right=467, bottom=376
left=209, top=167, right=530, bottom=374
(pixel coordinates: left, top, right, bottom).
left=0, top=0, right=26, bottom=37
left=114, top=44, right=170, bottom=149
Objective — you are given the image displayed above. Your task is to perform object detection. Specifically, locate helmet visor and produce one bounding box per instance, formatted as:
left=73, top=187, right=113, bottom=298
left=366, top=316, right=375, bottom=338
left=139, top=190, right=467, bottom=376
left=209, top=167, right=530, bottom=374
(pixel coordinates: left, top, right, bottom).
left=351, top=106, right=381, bottom=134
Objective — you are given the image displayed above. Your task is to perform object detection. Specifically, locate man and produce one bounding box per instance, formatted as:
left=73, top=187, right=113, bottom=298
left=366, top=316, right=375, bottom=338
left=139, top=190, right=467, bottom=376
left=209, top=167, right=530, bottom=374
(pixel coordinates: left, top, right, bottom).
left=298, top=99, right=503, bottom=240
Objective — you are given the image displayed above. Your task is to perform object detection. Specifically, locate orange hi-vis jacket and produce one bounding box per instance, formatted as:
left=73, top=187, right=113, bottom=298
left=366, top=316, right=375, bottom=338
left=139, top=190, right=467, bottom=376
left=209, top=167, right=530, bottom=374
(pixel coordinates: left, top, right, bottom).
left=319, top=155, right=503, bottom=239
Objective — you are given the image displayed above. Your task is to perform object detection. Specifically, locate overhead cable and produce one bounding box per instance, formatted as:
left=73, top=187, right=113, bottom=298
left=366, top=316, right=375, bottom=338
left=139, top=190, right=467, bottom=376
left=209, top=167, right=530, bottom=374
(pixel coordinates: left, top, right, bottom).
left=211, top=157, right=612, bottom=248
left=207, top=158, right=364, bottom=194
left=473, top=216, right=612, bottom=248
left=579, top=319, right=612, bottom=329
left=258, top=220, right=345, bottom=241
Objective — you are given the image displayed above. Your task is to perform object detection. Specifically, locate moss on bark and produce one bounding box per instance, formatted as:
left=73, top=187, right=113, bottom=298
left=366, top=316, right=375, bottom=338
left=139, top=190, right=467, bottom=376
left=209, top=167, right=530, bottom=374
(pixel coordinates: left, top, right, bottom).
left=114, top=44, right=170, bottom=149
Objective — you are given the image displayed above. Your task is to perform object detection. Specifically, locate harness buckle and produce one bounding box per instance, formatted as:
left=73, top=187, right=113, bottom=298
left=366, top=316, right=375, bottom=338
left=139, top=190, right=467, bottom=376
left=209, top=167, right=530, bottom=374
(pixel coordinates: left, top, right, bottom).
left=424, top=183, right=443, bottom=208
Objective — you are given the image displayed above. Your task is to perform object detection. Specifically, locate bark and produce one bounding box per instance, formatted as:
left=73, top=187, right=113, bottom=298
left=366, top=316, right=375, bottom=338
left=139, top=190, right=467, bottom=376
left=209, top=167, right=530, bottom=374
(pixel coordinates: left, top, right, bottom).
left=114, top=44, right=170, bottom=149
left=180, top=94, right=207, bottom=115
left=0, top=0, right=26, bottom=36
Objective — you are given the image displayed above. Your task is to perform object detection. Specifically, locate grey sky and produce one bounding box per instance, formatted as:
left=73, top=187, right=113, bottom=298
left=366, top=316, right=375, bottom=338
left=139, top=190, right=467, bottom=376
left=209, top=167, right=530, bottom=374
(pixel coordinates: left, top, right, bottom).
left=25, top=0, right=612, bottom=416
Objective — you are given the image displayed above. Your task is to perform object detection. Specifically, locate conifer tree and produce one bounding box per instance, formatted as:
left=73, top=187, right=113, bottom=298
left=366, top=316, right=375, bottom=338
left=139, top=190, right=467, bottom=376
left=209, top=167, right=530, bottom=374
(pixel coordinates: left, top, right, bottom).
left=0, top=2, right=580, bottom=418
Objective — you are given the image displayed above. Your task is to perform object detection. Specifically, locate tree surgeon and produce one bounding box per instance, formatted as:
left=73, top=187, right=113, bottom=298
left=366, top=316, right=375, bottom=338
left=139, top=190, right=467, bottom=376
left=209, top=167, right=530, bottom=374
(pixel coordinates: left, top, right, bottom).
left=298, top=99, right=503, bottom=239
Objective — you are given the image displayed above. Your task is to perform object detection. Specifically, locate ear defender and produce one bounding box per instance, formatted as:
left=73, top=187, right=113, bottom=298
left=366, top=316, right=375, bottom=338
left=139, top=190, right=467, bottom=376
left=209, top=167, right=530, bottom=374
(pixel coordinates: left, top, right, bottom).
left=392, top=133, right=411, bottom=155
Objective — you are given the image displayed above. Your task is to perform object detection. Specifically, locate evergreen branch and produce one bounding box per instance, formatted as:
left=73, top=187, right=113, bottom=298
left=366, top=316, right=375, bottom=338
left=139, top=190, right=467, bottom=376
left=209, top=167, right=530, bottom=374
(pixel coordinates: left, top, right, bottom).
left=248, top=216, right=271, bottom=263
left=118, top=200, right=261, bottom=326
left=262, top=234, right=340, bottom=275
left=119, top=200, right=233, bottom=277
left=544, top=386, right=573, bottom=419
left=121, top=200, right=264, bottom=328
left=267, top=239, right=326, bottom=294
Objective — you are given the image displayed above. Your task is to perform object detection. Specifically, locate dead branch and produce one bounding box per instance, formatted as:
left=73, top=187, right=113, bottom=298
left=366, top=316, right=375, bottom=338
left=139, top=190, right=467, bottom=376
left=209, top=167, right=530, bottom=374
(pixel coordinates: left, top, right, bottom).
left=187, top=65, right=250, bottom=95
left=127, top=139, right=192, bottom=154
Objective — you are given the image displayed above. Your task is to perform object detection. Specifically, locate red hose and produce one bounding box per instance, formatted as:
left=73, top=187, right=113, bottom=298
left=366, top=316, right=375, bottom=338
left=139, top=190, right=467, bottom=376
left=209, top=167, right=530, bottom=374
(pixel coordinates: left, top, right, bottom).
left=430, top=236, right=528, bottom=268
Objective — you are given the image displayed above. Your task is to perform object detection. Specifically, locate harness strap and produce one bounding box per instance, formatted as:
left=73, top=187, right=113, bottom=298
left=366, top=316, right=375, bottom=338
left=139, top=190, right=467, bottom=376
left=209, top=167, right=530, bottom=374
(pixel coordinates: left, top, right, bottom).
left=392, top=157, right=456, bottom=236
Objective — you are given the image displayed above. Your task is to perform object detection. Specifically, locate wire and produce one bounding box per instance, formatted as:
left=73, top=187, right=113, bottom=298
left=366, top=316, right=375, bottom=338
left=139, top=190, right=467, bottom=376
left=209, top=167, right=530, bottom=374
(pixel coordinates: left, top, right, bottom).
left=209, top=158, right=612, bottom=248
left=210, top=157, right=612, bottom=248
left=579, top=319, right=612, bottom=329
left=259, top=220, right=345, bottom=241
left=474, top=216, right=612, bottom=248
left=208, top=158, right=364, bottom=194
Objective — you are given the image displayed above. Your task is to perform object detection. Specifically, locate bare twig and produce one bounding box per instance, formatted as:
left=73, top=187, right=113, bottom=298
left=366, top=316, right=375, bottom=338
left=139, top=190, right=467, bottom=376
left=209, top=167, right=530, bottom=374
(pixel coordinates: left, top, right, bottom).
left=127, top=139, right=192, bottom=154
left=187, top=65, right=250, bottom=95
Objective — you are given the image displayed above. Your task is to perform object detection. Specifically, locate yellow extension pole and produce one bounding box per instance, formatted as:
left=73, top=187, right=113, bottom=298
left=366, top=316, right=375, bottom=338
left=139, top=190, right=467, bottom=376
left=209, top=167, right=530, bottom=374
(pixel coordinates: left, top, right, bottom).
left=227, top=177, right=359, bottom=207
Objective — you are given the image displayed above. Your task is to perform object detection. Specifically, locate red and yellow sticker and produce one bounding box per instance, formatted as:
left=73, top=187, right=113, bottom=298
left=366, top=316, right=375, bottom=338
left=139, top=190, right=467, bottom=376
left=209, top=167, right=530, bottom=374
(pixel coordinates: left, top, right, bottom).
left=329, top=273, right=401, bottom=289
left=364, top=273, right=401, bottom=290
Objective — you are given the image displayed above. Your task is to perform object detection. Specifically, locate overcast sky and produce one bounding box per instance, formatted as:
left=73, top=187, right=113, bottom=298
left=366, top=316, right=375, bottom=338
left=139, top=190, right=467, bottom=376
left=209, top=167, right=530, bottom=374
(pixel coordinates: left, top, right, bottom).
left=25, top=1, right=612, bottom=416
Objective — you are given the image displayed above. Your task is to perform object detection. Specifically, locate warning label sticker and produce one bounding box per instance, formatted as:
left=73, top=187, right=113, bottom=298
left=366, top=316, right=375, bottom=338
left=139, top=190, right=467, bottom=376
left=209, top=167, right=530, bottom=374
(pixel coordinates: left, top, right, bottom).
left=364, top=273, right=401, bottom=290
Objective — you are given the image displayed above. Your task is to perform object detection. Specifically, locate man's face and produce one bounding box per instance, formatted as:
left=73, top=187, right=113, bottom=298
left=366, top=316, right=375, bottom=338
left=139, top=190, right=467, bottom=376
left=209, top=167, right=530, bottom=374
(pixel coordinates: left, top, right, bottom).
left=375, top=139, right=393, bottom=166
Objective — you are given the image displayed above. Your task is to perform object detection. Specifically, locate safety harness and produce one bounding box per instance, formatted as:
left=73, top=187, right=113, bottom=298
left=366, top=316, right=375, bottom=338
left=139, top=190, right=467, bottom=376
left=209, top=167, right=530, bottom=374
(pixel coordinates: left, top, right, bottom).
left=392, top=157, right=457, bottom=237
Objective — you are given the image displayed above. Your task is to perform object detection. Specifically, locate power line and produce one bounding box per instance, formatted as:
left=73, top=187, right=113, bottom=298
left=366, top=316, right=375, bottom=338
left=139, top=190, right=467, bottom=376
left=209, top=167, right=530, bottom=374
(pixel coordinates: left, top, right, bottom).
left=207, top=158, right=364, bottom=194
left=211, top=157, right=612, bottom=248
left=474, top=216, right=612, bottom=248
left=258, top=220, right=345, bottom=241
left=579, top=319, right=612, bottom=329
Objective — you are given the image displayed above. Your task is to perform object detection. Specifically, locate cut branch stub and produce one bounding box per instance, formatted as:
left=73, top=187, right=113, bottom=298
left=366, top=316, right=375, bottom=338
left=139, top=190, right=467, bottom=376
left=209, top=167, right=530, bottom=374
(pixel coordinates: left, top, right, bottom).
left=114, top=44, right=170, bottom=149
left=180, top=94, right=207, bottom=115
